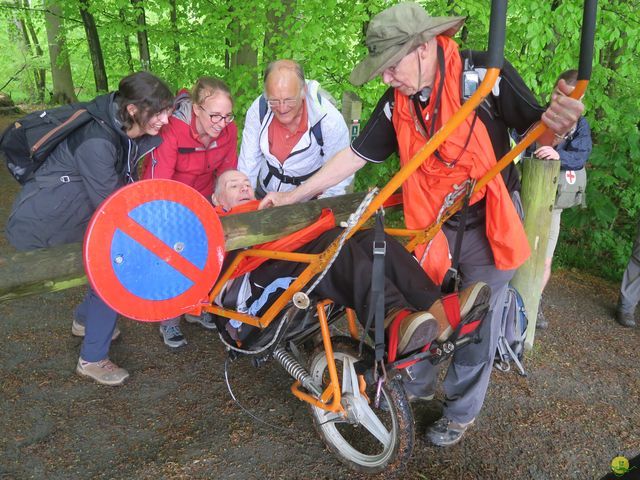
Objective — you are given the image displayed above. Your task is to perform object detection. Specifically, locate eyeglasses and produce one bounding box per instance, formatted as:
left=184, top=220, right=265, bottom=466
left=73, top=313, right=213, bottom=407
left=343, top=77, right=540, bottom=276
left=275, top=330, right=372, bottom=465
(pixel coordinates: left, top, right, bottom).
left=198, top=105, right=235, bottom=124
left=266, top=98, right=300, bottom=109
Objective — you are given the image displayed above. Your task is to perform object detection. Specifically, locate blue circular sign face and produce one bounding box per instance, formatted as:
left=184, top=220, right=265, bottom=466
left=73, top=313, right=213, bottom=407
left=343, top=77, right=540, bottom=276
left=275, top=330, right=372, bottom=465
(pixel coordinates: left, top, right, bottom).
left=111, top=200, right=209, bottom=301
left=84, top=180, right=225, bottom=321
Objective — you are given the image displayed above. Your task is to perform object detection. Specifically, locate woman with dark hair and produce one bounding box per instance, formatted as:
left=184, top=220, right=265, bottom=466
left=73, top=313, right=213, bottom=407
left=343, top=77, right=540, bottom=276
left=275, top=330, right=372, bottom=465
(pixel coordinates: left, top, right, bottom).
left=6, top=71, right=174, bottom=385
left=142, top=76, right=237, bottom=348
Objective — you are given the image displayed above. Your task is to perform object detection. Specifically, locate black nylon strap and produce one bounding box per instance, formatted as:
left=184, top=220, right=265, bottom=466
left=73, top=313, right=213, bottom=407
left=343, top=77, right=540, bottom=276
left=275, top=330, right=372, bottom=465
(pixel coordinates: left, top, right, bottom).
left=35, top=174, right=83, bottom=185
left=265, top=162, right=320, bottom=186
left=359, top=210, right=386, bottom=362
left=441, top=182, right=474, bottom=294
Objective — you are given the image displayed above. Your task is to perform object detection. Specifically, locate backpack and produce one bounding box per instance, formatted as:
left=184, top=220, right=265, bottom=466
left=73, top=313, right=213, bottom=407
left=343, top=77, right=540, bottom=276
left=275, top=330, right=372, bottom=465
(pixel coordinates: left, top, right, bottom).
left=494, top=285, right=528, bottom=376
left=555, top=167, right=587, bottom=209
left=0, top=103, right=96, bottom=184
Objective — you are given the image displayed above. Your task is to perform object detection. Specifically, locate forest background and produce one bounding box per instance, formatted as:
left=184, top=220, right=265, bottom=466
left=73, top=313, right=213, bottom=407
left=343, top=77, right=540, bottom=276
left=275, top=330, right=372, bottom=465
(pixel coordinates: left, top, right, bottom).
left=0, top=0, right=638, bottom=281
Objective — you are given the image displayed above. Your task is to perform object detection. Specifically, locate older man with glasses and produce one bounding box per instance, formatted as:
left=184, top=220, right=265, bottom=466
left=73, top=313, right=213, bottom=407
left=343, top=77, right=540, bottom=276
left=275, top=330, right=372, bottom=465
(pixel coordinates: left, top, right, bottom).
left=259, top=3, right=585, bottom=447
left=238, top=59, right=351, bottom=199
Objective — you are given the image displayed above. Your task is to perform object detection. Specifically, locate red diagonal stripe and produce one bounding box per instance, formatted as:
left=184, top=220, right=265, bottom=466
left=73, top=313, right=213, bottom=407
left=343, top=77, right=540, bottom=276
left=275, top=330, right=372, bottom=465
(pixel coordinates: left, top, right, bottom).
left=118, top=215, right=203, bottom=282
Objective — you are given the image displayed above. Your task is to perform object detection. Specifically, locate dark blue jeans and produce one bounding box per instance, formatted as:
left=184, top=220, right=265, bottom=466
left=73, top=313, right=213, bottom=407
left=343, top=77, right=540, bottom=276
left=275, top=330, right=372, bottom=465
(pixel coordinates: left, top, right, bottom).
left=75, top=288, right=118, bottom=362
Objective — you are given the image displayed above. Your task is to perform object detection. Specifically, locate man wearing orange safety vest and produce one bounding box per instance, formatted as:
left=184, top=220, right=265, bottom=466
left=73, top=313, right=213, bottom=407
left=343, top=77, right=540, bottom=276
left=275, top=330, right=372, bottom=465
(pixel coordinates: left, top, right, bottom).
left=260, top=3, right=585, bottom=446
left=211, top=170, right=490, bottom=358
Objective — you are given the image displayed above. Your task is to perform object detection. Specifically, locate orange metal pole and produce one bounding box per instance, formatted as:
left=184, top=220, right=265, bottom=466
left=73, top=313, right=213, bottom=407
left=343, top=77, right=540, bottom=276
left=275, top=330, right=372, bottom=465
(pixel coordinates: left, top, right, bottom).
left=290, top=300, right=345, bottom=413
left=345, top=308, right=359, bottom=340
left=315, top=299, right=343, bottom=409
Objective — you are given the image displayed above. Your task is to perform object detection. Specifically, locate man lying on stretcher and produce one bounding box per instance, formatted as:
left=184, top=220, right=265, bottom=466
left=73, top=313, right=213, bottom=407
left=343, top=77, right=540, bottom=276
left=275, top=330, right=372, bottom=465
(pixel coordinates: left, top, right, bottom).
left=212, top=170, right=490, bottom=361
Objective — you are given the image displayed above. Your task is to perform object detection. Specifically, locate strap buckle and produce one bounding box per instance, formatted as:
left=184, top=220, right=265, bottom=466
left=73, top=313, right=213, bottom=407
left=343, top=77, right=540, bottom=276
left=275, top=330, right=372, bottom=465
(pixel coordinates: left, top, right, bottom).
left=372, top=241, right=386, bottom=256
left=281, top=174, right=301, bottom=186
left=441, top=267, right=460, bottom=294
left=59, top=175, right=71, bottom=183
left=373, top=360, right=387, bottom=408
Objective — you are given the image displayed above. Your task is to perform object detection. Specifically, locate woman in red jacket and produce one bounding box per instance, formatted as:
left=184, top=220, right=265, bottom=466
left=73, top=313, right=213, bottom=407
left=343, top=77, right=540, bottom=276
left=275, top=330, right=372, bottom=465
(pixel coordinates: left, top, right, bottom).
left=143, top=76, right=238, bottom=348
left=143, top=76, right=238, bottom=198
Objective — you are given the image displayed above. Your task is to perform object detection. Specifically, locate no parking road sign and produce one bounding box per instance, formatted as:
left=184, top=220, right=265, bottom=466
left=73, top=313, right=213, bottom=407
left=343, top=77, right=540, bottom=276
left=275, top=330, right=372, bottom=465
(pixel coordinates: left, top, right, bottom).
left=84, top=179, right=225, bottom=321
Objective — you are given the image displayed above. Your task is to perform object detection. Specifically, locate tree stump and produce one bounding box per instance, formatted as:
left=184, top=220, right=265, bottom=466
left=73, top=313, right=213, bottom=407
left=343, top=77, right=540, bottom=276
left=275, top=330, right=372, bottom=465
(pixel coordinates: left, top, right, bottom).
left=0, top=93, right=20, bottom=114
left=511, top=157, right=561, bottom=350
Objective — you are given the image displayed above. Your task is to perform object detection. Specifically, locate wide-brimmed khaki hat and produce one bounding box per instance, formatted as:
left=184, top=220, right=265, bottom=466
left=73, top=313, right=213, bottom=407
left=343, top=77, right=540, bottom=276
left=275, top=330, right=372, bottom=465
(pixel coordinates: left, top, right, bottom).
left=350, top=2, right=465, bottom=86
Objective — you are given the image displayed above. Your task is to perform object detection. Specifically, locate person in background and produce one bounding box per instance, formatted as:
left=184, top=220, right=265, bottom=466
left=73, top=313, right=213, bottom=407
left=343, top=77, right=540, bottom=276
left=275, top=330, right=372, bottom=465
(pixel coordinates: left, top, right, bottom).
left=259, top=3, right=584, bottom=446
left=238, top=59, right=351, bottom=198
left=616, top=224, right=640, bottom=328
left=142, top=76, right=238, bottom=348
left=6, top=72, right=174, bottom=385
left=534, top=69, right=592, bottom=329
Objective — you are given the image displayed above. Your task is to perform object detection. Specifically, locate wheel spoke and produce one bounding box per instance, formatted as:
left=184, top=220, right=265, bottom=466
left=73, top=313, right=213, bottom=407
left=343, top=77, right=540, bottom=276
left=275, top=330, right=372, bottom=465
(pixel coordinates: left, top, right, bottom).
left=341, top=356, right=360, bottom=397
left=351, top=396, right=392, bottom=446
left=316, top=409, right=345, bottom=425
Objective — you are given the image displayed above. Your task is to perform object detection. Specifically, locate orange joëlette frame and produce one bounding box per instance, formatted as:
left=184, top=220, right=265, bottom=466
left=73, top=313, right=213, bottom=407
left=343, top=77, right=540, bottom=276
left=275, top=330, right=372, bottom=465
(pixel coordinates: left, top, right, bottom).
left=201, top=68, right=505, bottom=416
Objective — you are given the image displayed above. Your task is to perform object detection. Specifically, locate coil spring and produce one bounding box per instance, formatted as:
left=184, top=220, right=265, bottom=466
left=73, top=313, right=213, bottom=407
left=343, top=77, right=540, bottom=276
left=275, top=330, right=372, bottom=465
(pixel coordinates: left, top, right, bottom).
left=273, top=347, right=321, bottom=397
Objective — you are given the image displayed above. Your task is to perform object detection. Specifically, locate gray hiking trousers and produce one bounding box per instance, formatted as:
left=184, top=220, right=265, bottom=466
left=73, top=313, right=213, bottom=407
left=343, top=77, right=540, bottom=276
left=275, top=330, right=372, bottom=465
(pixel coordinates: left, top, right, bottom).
left=619, top=220, right=640, bottom=313
left=403, top=223, right=515, bottom=424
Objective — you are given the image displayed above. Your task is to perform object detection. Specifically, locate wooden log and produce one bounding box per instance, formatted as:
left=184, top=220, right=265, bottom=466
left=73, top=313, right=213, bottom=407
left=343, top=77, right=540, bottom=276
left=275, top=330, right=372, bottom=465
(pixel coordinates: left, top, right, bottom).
left=510, top=157, right=560, bottom=350
left=0, top=191, right=394, bottom=302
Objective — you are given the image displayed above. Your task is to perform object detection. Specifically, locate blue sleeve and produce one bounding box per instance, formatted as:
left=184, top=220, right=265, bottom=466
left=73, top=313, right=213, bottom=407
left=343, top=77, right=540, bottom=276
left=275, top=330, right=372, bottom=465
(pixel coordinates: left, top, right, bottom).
left=558, top=117, right=592, bottom=171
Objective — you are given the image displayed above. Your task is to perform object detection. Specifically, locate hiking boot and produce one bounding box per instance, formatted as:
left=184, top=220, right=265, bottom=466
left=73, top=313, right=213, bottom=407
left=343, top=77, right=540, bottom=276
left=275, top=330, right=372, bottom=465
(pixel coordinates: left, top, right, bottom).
left=185, top=312, right=217, bottom=331
left=616, top=310, right=636, bottom=327
left=72, top=319, right=121, bottom=341
left=76, top=358, right=129, bottom=386
left=425, top=416, right=475, bottom=447
left=159, top=324, right=187, bottom=348
left=428, top=282, right=492, bottom=341
left=536, top=305, right=549, bottom=330
left=396, top=312, right=440, bottom=355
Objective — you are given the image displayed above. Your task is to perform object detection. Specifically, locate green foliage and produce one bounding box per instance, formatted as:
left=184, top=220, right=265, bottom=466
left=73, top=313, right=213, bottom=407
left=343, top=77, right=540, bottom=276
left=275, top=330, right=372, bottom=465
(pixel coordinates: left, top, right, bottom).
left=0, top=0, right=638, bottom=280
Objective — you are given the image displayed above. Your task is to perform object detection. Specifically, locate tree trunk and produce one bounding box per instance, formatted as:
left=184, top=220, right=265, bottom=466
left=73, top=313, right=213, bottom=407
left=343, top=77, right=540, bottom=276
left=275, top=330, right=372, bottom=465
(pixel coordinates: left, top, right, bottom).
left=0, top=192, right=401, bottom=302
left=78, top=0, right=108, bottom=93
left=169, top=0, right=181, bottom=66
left=11, top=14, right=37, bottom=101
left=595, top=30, right=626, bottom=125
left=43, top=0, right=77, bottom=104
left=226, top=5, right=258, bottom=93
left=131, top=0, right=151, bottom=71
left=22, top=0, right=46, bottom=102
left=263, top=0, right=295, bottom=61
left=119, top=8, right=135, bottom=73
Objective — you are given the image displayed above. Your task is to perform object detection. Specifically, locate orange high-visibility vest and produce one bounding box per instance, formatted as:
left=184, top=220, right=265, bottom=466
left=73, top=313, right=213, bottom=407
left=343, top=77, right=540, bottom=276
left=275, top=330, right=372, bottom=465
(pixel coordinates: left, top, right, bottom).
left=215, top=200, right=335, bottom=278
left=392, top=36, right=530, bottom=284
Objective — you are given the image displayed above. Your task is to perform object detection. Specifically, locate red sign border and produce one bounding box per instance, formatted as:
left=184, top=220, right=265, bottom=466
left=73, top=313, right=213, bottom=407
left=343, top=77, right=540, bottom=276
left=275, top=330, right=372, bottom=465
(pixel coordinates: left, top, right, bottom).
left=84, top=179, right=224, bottom=321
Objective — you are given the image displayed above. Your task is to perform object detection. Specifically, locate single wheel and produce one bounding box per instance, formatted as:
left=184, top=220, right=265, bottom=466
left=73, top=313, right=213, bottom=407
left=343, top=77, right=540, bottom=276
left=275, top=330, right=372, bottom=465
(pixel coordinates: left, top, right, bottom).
left=307, top=336, right=414, bottom=475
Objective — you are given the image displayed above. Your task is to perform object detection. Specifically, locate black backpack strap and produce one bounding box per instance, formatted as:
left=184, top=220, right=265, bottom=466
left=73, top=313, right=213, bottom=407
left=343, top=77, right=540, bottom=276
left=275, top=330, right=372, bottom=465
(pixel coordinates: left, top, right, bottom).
left=311, top=89, right=324, bottom=155
left=310, top=122, right=324, bottom=157
left=259, top=95, right=268, bottom=124
left=264, top=162, right=320, bottom=186
left=34, top=174, right=83, bottom=185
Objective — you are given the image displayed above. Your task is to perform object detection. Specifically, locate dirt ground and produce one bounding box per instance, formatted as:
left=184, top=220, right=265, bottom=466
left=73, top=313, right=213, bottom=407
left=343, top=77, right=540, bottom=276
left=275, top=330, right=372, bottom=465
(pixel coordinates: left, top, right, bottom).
left=0, top=113, right=638, bottom=480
